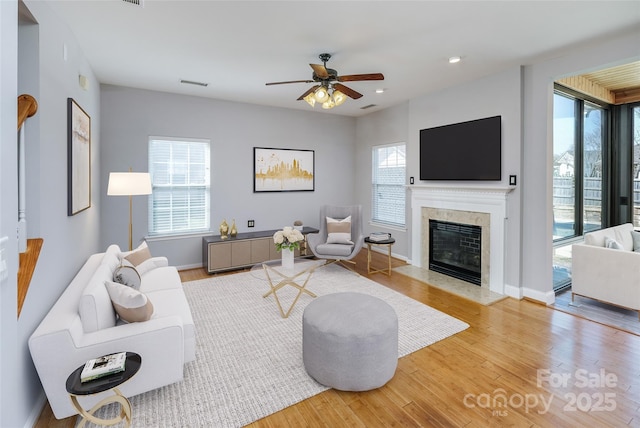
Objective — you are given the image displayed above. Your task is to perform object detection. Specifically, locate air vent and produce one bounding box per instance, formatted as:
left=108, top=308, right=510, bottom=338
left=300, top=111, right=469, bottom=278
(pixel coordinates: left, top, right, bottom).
left=122, top=0, right=144, bottom=7
left=360, top=104, right=377, bottom=110
left=180, top=79, right=209, bottom=87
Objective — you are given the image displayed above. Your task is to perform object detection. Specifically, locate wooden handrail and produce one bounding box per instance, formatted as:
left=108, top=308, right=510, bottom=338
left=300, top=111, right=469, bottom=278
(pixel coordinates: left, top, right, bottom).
left=18, top=94, right=38, bottom=130
left=18, top=238, right=43, bottom=317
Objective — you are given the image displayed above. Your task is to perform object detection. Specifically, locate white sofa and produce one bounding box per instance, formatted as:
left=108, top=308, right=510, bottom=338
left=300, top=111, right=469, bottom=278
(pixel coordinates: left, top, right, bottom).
left=571, top=223, right=640, bottom=319
left=28, top=244, right=196, bottom=419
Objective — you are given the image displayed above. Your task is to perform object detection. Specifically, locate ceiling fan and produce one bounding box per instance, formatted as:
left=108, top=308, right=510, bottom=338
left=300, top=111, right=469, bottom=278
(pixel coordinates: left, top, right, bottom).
left=265, top=53, right=384, bottom=109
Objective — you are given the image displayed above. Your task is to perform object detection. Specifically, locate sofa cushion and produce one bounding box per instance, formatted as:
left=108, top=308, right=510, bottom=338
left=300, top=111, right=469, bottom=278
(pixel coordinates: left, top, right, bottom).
left=113, top=264, right=141, bottom=289
left=79, top=264, right=117, bottom=333
left=631, top=230, right=640, bottom=252
left=101, top=244, right=122, bottom=273
left=121, top=241, right=152, bottom=266
left=326, top=215, right=353, bottom=245
left=604, top=237, right=623, bottom=250
left=105, top=281, right=154, bottom=323
left=584, top=223, right=633, bottom=251
left=139, top=266, right=183, bottom=293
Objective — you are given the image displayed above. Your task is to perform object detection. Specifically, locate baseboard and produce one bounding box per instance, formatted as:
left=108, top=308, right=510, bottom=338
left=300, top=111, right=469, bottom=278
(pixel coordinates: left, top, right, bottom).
left=504, top=282, right=523, bottom=299
left=24, top=392, right=46, bottom=428
left=522, top=287, right=556, bottom=305
left=177, top=262, right=204, bottom=271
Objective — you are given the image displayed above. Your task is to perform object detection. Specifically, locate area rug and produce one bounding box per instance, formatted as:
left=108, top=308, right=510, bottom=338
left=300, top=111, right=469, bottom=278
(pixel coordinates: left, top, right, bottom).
left=90, top=263, right=468, bottom=427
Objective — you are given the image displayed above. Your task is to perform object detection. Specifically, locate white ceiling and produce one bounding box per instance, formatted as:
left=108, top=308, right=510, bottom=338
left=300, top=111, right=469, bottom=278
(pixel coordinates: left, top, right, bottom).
left=42, top=0, right=640, bottom=117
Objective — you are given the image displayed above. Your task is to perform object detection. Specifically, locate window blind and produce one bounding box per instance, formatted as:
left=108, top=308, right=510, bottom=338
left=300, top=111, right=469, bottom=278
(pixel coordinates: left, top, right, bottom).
left=148, top=137, right=210, bottom=236
left=372, top=143, right=406, bottom=227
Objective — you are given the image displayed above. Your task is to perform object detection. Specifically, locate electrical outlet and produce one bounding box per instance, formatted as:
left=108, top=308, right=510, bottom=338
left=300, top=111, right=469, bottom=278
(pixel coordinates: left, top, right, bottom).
left=410, top=177, right=415, bottom=184
left=509, top=175, right=517, bottom=186
left=248, top=220, right=255, bottom=228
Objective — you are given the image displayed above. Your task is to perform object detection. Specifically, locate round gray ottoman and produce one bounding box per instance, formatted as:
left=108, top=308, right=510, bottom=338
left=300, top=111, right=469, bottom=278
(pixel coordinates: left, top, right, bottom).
left=302, top=292, right=398, bottom=391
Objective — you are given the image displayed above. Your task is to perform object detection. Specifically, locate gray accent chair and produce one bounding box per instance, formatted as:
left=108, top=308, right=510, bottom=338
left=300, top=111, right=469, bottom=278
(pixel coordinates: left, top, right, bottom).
left=307, top=204, right=364, bottom=271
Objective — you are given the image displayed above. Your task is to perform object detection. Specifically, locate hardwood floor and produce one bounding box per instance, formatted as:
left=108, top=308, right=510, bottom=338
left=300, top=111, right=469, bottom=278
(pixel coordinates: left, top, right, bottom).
left=35, top=250, right=640, bottom=427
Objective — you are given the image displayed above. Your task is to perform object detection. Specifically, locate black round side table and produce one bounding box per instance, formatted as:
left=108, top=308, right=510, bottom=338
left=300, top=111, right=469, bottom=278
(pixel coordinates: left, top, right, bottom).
left=66, top=352, right=141, bottom=427
left=364, top=237, right=396, bottom=276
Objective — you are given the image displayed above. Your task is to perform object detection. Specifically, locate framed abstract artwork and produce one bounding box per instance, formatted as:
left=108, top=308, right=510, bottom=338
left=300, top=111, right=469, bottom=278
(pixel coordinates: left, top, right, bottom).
left=67, top=98, right=91, bottom=215
left=254, top=147, right=315, bottom=192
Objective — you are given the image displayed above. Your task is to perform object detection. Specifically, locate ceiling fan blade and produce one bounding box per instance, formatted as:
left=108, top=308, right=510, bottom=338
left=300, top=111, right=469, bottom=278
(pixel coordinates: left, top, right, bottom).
left=333, top=83, right=363, bottom=99
left=266, top=79, right=314, bottom=86
left=310, top=63, right=329, bottom=79
left=297, top=85, right=320, bottom=100
left=338, top=73, right=385, bottom=82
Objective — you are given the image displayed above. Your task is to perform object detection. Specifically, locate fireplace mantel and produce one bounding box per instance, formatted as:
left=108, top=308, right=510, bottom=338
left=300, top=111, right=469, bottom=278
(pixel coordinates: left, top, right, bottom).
left=409, top=185, right=514, bottom=294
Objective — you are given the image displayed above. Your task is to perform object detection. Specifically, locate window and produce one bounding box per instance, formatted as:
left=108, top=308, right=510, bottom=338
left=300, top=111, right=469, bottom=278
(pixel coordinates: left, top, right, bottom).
left=372, top=143, right=406, bottom=227
left=148, top=137, right=210, bottom=236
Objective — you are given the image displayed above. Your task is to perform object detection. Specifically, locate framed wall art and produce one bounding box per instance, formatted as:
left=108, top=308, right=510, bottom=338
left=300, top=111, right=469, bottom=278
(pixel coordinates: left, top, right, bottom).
left=254, top=147, right=315, bottom=192
left=67, top=98, right=91, bottom=215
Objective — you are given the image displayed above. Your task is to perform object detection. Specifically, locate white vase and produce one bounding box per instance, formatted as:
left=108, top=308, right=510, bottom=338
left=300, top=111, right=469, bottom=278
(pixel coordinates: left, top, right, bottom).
left=281, top=248, right=294, bottom=270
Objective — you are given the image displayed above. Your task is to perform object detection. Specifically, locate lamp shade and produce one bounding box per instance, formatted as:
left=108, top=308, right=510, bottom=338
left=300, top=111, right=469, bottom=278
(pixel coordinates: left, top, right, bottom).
left=107, top=172, right=152, bottom=196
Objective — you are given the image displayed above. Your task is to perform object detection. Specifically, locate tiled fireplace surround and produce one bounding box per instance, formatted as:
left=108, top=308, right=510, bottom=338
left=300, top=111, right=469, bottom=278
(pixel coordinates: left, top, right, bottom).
left=410, top=185, right=513, bottom=295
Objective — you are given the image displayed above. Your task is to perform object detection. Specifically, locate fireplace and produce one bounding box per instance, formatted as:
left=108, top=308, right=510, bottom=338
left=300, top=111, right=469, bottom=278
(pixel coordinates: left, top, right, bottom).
left=410, top=185, right=513, bottom=295
left=429, top=220, right=481, bottom=285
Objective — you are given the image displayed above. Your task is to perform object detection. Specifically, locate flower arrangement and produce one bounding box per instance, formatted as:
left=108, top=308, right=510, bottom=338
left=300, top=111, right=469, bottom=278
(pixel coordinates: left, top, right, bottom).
left=273, top=226, right=304, bottom=251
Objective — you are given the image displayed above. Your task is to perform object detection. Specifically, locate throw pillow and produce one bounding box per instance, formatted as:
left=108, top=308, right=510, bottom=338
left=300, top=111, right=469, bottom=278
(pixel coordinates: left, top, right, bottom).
left=326, top=215, right=354, bottom=245
left=631, top=230, right=640, bottom=252
left=104, top=281, right=154, bottom=323
left=604, top=236, right=623, bottom=250
left=113, top=265, right=141, bottom=289
left=124, top=241, right=152, bottom=266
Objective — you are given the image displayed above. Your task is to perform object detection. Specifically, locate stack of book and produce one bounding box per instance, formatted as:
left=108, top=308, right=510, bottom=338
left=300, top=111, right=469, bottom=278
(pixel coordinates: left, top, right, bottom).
left=80, top=352, right=127, bottom=383
left=368, top=232, right=391, bottom=242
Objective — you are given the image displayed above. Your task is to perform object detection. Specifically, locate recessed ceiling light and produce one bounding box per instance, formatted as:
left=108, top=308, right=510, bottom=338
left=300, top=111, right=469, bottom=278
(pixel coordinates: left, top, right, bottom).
left=375, top=88, right=385, bottom=94
left=449, top=56, right=461, bottom=64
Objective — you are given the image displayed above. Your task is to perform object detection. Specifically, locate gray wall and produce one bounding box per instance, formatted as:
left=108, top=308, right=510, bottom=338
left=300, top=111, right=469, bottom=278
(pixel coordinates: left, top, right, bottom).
left=100, top=85, right=357, bottom=268
left=354, top=102, right=410, bottom=259
left=521, top=29, right=640, bottom=303
left=407, top=67, right=524, bottom=294
left=2, top=2, right=639, bottom=427
left=2, top=1, right=103, bottom=427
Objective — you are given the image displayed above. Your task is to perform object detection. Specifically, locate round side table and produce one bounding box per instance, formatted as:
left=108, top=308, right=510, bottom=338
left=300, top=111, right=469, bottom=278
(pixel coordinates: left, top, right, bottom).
left=364, top=237, right=396, bottom=276
left=66, top=352, right=141, bottom=428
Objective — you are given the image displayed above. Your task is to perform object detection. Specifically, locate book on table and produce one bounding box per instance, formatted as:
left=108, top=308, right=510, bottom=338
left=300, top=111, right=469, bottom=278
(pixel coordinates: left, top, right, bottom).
left=369, top=232, right=391, bottom=242
left=80, top=352, right=127, bottom=383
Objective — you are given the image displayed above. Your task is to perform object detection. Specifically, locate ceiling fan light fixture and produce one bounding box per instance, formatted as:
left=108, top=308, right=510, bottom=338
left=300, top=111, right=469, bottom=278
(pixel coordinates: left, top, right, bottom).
left=332, top=90, right=347, bottom=106
left=303, top=93, right=316, bottom=107
left=322, top=99, right=335, bottom=109
left=314, top=87, right=329, bottom=103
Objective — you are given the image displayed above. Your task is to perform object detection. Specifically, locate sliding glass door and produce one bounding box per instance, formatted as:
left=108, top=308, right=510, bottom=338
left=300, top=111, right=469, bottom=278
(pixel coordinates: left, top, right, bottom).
left=632, top=105, right=640, bottom=226
left=552, top=89, right=607, bottom=290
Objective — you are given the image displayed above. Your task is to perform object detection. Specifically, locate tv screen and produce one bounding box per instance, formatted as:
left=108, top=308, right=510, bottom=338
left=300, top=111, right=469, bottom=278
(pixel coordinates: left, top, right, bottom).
left=419, top=116, right=501, bottom=181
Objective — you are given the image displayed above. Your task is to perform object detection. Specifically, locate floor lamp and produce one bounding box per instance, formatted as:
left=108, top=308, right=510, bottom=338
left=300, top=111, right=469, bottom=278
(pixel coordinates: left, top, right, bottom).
left=107, top=170, right=152, bottom=251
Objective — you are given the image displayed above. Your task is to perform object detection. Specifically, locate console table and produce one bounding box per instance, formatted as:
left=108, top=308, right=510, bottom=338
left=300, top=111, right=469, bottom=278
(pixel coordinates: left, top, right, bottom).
left=202, top=227, right=318, bottom=273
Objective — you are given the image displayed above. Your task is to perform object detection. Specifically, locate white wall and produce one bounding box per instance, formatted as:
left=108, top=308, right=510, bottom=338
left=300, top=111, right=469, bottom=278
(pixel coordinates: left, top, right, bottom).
left=100, top=85, right=357, bottom=268
left=521, top=29, right=640, bottom=304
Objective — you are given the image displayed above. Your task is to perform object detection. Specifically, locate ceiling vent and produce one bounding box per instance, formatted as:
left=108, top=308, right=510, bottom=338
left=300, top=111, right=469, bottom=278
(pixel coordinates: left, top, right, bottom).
left=122, top=0, right=144, bottom=7
left=360, top=104, right=377, bottom=110
left=180, top=79, right=209, bottom=87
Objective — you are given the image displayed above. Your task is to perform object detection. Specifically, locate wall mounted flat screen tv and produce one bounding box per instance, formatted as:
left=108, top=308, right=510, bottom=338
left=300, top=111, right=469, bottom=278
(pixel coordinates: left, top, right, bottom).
left=419, top=115, right=501, bottom=181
